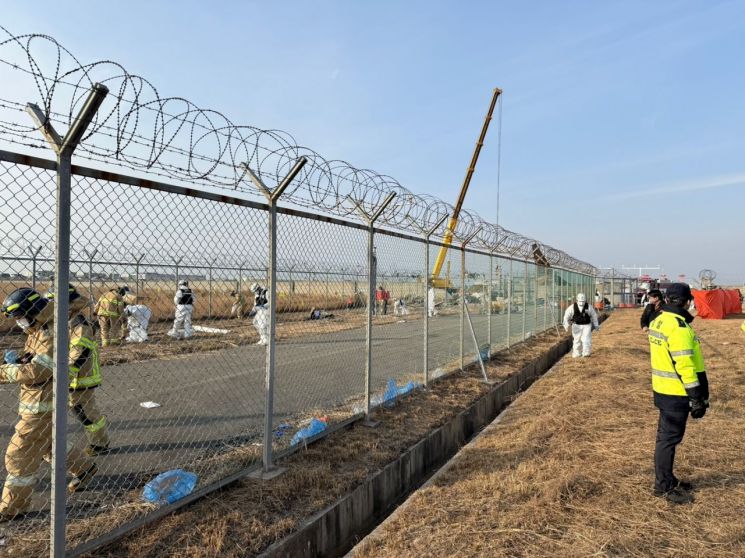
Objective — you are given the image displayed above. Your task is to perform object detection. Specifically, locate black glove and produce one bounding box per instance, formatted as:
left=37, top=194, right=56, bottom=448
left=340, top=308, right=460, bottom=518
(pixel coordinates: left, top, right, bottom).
left=689, top=398, right=709, bottom=419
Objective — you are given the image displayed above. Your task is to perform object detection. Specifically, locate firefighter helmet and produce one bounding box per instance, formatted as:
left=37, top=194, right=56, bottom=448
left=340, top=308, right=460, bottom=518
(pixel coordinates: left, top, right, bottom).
left=1, top=287, right=49, bottom=319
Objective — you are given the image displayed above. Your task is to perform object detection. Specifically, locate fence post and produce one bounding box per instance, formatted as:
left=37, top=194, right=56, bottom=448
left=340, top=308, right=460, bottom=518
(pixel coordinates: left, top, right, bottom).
left=458, top=228, right=482, bottom=371
left=26, top=82, right=108, bottom=558
left=409, top=214, right=448, bottom=388
left=348, top=192, right=396, bottom=426
left=238, top=263, right=245, bottom=299
left=551, top=268, right=557, bottom=326
left=522, top=260, right=528, bottom=341
left=487, top=254, right=493, bottom=357
left=173, top=257, right=182, bottom=289
left=83, top=248, right=98, bottom=320
left=132, top=253, right=144, bottom=302
left=208, top=259, right=216, bottom=319
left=243, top=157, right=307, bottom=475
left=28, top=245, right=43, bottom=290
left=543, top=265, right=548, bottom=332
left=507, top=258, right=513, bottom=348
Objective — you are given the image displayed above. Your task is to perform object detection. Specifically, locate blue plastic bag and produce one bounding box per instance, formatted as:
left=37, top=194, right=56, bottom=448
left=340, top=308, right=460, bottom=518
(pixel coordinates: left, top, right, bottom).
left=383, top=378, right=398, bottom=406
left=3, top=350, right=19, bottom=365
left=142, top=469, right=197, bottom=505
left=479, top=344, right=490, bottom=363
left=290, top=418, right=327, bottom=446
left=397, top=381, right=419, bottom=396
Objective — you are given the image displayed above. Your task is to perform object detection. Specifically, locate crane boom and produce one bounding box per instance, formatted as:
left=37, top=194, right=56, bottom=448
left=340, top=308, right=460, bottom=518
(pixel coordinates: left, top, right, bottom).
left=431, top=87, right=502, bottom=288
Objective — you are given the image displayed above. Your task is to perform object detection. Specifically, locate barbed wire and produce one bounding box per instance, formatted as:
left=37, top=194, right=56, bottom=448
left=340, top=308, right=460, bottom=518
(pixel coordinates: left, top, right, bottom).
left=0, top=26, right=595, bottom=274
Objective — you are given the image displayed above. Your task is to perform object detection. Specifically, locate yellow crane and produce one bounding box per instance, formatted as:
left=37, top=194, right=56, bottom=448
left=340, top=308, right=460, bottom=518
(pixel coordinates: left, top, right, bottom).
left=430, top=87, right=502, bottom=288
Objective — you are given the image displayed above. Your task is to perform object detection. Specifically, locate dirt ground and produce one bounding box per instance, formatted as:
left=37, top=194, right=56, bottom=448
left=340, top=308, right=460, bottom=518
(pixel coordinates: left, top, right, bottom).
left=32, top=329, right=565, bottom=557
left=353, top=309, right=745, bottom=558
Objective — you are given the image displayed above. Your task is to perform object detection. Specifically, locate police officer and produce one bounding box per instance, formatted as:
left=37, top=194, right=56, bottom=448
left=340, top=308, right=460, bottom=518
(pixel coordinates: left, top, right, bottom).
left=640, top=288, right=663, bottom=331
left=0, top=288, right=97, bottom=519
left=648, top=283, right=709, bottom=504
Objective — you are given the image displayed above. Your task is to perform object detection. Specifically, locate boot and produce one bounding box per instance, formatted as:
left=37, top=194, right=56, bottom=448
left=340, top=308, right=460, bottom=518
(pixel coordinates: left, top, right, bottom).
left=68, top=464, right=98, bottom=494
left=654, top=486, right=693, bottom=504
left=85, top=444, right=110, bottom=457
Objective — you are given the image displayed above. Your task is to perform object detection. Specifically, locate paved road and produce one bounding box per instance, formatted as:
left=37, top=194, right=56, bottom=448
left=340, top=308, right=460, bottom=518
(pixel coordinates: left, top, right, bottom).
left=0, top=307, right=555, bottom=501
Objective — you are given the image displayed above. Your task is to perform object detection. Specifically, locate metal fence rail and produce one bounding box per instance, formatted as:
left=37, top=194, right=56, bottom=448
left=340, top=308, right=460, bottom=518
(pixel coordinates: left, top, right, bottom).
left=0, top=26, right=597, bottom=557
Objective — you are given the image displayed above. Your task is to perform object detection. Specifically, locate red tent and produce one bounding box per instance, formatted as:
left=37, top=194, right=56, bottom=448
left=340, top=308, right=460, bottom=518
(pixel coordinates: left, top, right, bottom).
left=692, top=289, right=742, bottom=319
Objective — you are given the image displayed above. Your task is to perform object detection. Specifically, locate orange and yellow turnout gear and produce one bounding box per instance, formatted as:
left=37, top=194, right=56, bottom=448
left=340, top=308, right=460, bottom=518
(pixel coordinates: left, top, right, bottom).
left=0, top=289, right=96, bottom=518
left=68, top=296, right=109, bottom=453
left=94, top=288, right=125, bottom=346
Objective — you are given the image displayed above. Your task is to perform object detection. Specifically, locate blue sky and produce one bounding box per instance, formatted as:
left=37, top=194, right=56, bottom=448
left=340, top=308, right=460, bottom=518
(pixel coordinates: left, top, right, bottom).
left=2, top=1, right=744, bottom=283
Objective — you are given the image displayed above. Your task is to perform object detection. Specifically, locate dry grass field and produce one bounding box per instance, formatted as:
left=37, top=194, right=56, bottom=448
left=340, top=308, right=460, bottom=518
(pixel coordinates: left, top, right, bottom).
left=353, top=309, right=745, bottom=558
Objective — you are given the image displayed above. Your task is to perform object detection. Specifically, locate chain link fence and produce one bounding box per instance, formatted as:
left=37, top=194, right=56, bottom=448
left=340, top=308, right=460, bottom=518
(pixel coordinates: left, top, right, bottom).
left=0, top=151, right=595, bottom=554
left=0, top=26, right=598, bottom=556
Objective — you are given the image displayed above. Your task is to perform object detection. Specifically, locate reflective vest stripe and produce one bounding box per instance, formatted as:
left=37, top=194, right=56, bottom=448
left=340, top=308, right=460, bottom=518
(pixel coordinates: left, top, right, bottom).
left=648, top=330, right=668, bottom=341
left=84, top=416, right=107, bottom=433
left=652, top=369, right=679, bottom=379
left=683, top=380, right=701, bottom=389
left=69, top=335, right=102, bottom=389
left=5, top=473, right=36, bottom=487
left=670, top=349, right=694, bottom=357
left=70, top=374, right=102, bottom=389
left=98, top=310, right=120, bottom=317
left=19, top=401, right=53, bottom=414
left=71, top=337, right=97, bottom=350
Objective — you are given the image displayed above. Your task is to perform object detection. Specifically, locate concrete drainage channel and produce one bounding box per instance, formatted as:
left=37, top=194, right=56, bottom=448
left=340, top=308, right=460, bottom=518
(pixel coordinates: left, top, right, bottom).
left=259, top=334, right=573, bottom=558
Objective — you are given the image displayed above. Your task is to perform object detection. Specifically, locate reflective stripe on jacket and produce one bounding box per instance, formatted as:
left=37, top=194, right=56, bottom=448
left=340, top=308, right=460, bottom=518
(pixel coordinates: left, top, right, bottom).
left=648, top=310, right=705, bottom=397
left=96, top=290, right=123, bottom=317
left=69, top=315, right=102, bottom=390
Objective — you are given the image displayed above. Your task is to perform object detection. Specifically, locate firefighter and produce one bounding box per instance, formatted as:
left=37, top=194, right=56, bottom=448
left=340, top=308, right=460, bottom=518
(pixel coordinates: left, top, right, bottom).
left=94, top=286, right=127, bottom=346
left=0, top=288, right=97, bottom=519
left=167, top=280, right=195, bottom=339
left=562, top=293, right=600, bottom=357
left=248, top=282, right=269, bottom=345
left=46, top=286, right=111, bottom=455
left=648, top=282, right=709, bottom=504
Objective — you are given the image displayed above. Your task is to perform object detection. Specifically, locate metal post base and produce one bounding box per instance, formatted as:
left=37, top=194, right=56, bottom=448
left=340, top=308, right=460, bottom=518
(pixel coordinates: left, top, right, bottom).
left=248, top=466, right=287, bottom=481
left=362, top=419, right=380, bottom=428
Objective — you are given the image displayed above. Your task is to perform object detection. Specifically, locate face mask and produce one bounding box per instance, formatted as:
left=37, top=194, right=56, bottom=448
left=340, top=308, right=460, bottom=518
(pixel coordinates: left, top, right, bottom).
left=16, top=317, right=32, bottom=330
left=577, top=301, right=585, bottom=308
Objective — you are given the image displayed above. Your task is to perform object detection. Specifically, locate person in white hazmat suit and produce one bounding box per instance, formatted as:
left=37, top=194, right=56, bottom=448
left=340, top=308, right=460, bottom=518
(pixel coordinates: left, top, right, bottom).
left=393, top=297, right=409, bottom=317
left=427, top=287, right=438, bottom=317
left=249, top=282, right=269, bottom=346
left=167, top=280, right=195, bottom=339
left=563, top=293, right=600, bottom=357
left=124, top=304, right=152, bottom=342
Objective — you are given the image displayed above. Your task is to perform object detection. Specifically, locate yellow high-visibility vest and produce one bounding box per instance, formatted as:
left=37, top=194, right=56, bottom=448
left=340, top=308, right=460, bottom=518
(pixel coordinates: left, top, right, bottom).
left=648, top=311, right=705, bottom=397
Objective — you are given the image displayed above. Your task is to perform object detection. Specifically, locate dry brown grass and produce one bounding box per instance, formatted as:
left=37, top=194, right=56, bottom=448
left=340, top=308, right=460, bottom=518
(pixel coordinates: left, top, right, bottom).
left=353, top=309, right=745, bottom=558
left=40, top=330, right=560, bottom=558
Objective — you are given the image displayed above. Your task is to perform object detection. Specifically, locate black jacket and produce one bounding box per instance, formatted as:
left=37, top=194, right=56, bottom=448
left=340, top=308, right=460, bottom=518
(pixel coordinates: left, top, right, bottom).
left=640, top=302, right=662, bottom=329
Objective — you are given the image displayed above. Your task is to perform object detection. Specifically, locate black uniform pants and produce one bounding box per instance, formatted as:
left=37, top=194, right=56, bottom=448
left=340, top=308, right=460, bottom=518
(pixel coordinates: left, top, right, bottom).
left=654, top=408, right=689, bottom=492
